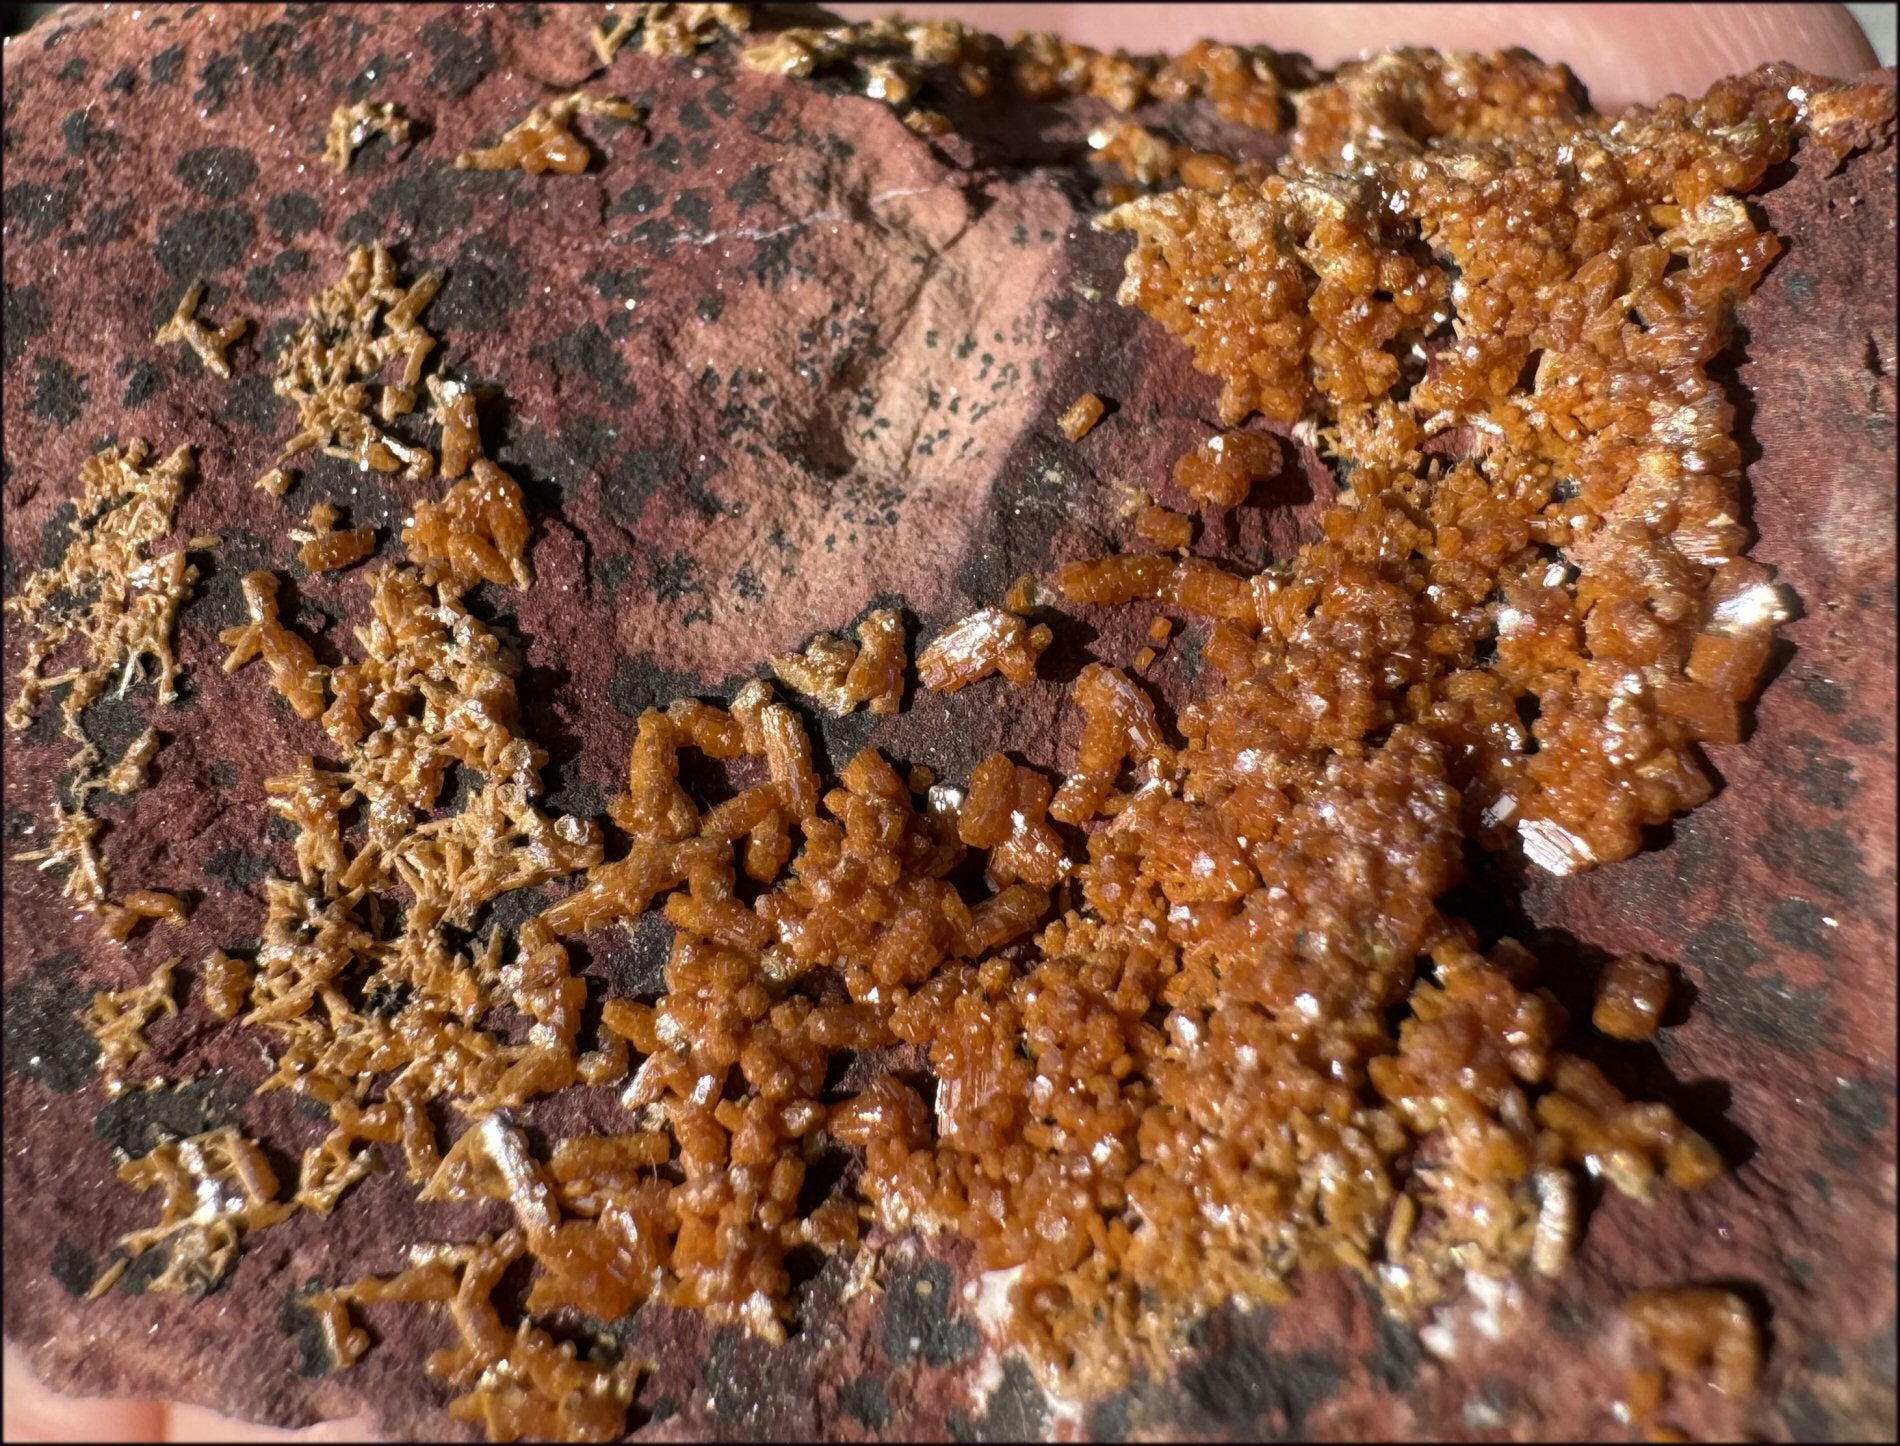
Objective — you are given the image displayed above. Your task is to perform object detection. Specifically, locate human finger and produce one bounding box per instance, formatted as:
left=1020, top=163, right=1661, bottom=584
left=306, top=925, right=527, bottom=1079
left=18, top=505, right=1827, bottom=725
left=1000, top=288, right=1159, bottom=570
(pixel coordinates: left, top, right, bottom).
left=3, top=1343, right=165, bottom=1443
left=828, top=2, right=1880, bottom=111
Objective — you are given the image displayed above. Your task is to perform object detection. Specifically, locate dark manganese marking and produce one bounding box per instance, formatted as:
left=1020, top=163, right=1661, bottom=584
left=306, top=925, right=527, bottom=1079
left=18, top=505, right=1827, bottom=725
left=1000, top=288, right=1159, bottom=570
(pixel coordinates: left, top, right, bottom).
left=3, top=952, right=100, bottom=1092
left=882, top=1257, right=979, bottom=1368
left=175, top=146, right=260, bottom=202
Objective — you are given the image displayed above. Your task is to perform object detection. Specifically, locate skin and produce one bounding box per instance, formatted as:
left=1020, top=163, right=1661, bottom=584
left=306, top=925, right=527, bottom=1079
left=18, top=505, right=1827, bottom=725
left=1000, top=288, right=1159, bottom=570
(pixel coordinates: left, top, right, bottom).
left=2, top=4, right=1877, bottom=1442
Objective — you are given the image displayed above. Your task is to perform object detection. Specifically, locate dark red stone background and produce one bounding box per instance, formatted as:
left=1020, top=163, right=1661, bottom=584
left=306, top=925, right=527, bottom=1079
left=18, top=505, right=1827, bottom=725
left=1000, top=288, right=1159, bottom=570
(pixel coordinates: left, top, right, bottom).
left=2, top=5, right=1893, bottom=1440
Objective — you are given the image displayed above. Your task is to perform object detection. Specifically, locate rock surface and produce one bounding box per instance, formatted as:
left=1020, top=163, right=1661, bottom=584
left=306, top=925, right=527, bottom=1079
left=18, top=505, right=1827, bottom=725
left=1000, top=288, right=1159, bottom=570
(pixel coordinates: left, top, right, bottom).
left=2, top=4, right=1893, bottom=1441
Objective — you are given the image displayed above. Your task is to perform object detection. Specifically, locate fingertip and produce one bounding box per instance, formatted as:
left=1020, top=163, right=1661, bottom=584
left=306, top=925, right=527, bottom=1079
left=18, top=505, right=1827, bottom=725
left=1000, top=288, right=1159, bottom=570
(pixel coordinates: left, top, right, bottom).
left=3, top=1343, right=167, bottom=1444
left=162, top=1401, right=379, bottom=1442
left=824, top=3, right=1885, bottom=111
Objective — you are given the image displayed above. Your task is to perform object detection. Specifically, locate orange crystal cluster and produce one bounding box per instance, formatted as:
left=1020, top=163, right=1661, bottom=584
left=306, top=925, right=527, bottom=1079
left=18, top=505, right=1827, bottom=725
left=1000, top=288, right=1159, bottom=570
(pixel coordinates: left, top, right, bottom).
left=454, top=93, right=640, bottom=176
left=1097, top=56, right=1896, bottom=874
left=6, top=441, right=200, bottom=935
left=1622, top=1286, right=1762, bottom=1438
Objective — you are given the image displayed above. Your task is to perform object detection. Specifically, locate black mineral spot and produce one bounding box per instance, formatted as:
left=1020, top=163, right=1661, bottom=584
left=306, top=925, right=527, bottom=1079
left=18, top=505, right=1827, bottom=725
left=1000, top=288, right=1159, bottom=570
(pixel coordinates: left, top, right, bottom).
left=1086, top=1393, right=1131, bottom=1443
left=204, top=847, right=272, bottom=891
left=30, top=356, right=87, bottom=428
left=779, top=688, right=880, bottom=778
left=223, top=374, right=285, bottom=433
left=746, top=95, right=785, bottom=135
left=79, top=694, right=151, bottom=765
left=649, top=133, right=683, bottom=171
left=150, top=45, right=185, bottom=85
left=1768, top=899, right=1834, bottom=956
left=542, top=759, right=605, bottom=821
left=296, top=455, right=404, bottom=534
left=52, top=1239, right=99, bottom=1297
left=280, top=1285, right=342, bottom=1376
left=613, top=181, right=662, bottom=216
left=1810, top=1340, right=1845, bottom=1378
left=604, top=913, right=673, bottom=997
left=3, top=952, right=100, bottom=1092
left=1783, top=1387, right=1838, bottom=1442
left=752, top=230, right=798, bottom=288
left=363, top=980, right=412, bottom=1021
left=106, top=65, right=138, bottom=95
left=1795, top=749, right=1859, bottom=809
left=673, top=189, right=712, bottom=231
left=618, top=213, right=674, bottom=252
left=175, top=145, right=259, bottom=202
left=1722, top=968, right=1835, bottom=1049
left=155, top=205, right=256, bottom=281
left=57, top=56, right=88, bottom=85
left=1756, top=821, right=1869, bottom=899
left=119, top=1249, right=172, bottom=1296
left=80, top=199, right=133, bottom=248
left=840, top=1376, right=891, bottom=1430
left=95, top=1076, right=246, bottom=1158
left=367, top=162, right=489, bottom=246
left=700, top=1328, right=779, bottom=1424
left=1827, top=1078, right=1891, bottom=1143
left=473, top=885, right=548, bottom=941
left=4, top=283, right=49, bottom=366
left=536, top=322, right=635, bottom=405
left=244, top=264, right=284, bottom=306
left=1684, top=910, right=1767, bottom=974
left=38, top=499, right=80, bottom=571
left=4, top=182, right=72, bottom=243
left=339, top=208, right=380, bottom=249
left=696, top=294, right=724, bottom=323
left=647, top=549, right=702, bottom=603
left=1180, top=1342, right=1345, bottom=1437
left=678, top=97, right=714, bottom=134
left=266, top=191, right=322, bottom=243
left=120, top=359, right=164, bottom=408
left=181, top=528, right=278, bottom=633
left=600, top=442, right=680, bottom=525
left=1842, top=716, right=1884, bottom=746
left=194, top=53, right=242, bottom=114
left=607, top=654, right=705, bottom=720
left=434, top=234, right=529, bottom=333
left=61, top=110, right=90, bottom=156
left=421, top=13, right=495, bottom=97
left=728, top=165, right=771, bottom=212
left=883, top=1258, right=979, bottom=1367
left=240, top=21, right=300, bottom=88
left=1869, top=1313, right=1898, bottom=1387
left=1366, top=1285, right=1422, bottom=1391
left=593, top=554, right=635, bottom=601
left=950, top=1356, right=1049, bottom=1442
left=1796, top=673, right=1848, bottom=715
left=210, top=760, right=240, bottom=789
left=260, top=317, right=303, bottom=364
left=493, top=415, right=619, bottom=506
